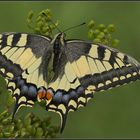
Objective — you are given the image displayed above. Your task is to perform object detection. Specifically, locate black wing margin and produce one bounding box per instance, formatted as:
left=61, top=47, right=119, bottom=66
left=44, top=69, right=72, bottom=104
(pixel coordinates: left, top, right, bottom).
left=0, top=32, right=51, bottom=118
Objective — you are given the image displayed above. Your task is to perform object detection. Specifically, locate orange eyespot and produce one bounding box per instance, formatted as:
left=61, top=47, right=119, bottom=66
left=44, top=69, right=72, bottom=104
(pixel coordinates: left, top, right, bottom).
left=37, top=87, right=47, bottom=101
left=38, top=91, right=45, bottom=99
left=37, top=88, right=53, bottom=102
left=46, top=91, right=53, bottom=100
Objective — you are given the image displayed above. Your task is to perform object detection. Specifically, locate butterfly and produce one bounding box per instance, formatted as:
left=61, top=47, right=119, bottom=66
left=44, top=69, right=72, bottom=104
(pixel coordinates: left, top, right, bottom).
left=0, top=31, right=139, bottom=133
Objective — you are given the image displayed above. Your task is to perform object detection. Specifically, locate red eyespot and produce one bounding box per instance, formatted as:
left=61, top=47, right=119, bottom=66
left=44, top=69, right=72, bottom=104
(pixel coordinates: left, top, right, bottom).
left=46, top=91, right=53, bottom=100
left=46, top=89, right=54, bottom=100
left=37, top=87, right=47, bottom=100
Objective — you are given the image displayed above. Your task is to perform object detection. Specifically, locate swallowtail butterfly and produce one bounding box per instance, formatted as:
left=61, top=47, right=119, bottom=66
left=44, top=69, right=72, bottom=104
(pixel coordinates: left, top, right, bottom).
left=0, top=31, right=139, bottom=133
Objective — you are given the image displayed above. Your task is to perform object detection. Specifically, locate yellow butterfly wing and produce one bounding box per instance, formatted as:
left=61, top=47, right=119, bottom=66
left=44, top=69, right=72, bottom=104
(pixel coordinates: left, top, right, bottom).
left=47, top=40, right=140, bottom=133
left=0, top=32, right=51, bottom=118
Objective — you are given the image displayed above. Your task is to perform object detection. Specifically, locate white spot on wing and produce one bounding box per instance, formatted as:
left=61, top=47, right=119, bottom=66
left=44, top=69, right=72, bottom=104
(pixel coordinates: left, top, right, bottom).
left=8, top=82, right=16, bottom=89
left=0, top=68, right=5, bottom=73
left=105, top=80, right=112, bottom=85
left=113, top=77, right=119, bottom=82
left=58, top=104, right=66, bottom=114
left=68, top=100, right=77, bottom=109
left=13, top=88, right=20, bottom=95
left=87, top=85, right=96, bottom=92
left=78, top=104, right=84, bottom=108
left=7, top=72, right=14, bottom=78
left=18, top=96, right=26, bottom=104
left=120, top=76, right=125, bottom=80
left=133, top=72, right=137, bottom=76
left=126, top=74, right=131, bottom=78
left=78, top=97, right=86, bottom=103
left=27, top=100, right=34, bottom=105
left=49, top=104, right=57, bottom=109
left=98, top=83, right=104, bottom=88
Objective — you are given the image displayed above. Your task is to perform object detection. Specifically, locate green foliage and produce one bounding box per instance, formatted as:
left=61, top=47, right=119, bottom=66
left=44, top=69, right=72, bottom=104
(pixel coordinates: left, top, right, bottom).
left=88, top=20, right=119, bottom=47
left=27, top=10, right=120, bottom=48
left=0, top=109, right=59, bottom=138
left=27, top=9, right=59, bottom=37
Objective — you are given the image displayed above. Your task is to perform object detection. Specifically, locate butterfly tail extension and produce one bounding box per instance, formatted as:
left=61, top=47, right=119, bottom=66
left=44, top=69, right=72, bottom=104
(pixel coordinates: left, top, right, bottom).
left=59, top=112, right=68, bottom=133
left=46, top=85, right=95, bottom=133
left=11, top=94, right=22, bottom=121
left=46, top=104, right=68, bottom=133
left=11, top=93, right=35, bottom=121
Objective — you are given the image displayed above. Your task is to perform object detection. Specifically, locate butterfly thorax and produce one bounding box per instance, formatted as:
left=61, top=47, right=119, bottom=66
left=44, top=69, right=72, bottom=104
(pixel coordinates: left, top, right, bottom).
left=40, top=33, right=66, bottom=84
left=51, top=32, right=65, bottom=47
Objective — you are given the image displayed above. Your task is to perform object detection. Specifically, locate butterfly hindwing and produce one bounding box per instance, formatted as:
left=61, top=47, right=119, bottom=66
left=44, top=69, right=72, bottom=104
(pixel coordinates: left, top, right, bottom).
left=0, top=32, right=51, bottom=117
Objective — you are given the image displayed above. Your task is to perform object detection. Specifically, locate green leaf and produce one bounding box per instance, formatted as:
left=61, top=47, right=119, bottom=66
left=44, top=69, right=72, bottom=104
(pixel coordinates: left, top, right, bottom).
left=98, top=24, right=106, bottom=31
left=35, top=127, right=43, bottom=138
left=88, top=20, right=95, bottom=28
left=107, top=24, right=115, bottom=32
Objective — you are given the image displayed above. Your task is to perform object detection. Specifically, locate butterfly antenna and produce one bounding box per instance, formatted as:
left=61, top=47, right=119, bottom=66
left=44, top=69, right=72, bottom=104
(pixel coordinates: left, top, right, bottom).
left=63, top=22, right=86, bottom=33
left=42, top=12, right=62, bottom=33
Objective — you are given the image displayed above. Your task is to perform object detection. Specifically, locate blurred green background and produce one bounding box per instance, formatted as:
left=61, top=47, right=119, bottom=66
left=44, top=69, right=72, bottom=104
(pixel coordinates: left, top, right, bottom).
left=0, top=1, right=140, bottom=138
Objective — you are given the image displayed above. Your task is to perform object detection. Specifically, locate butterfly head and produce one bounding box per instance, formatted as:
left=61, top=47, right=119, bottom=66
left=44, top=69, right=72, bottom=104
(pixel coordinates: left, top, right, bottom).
left=37, top=87, right=54, bottom=105
left=51, top=32, right=66, bottom=46
left=51, top=22, right=86, bottom=46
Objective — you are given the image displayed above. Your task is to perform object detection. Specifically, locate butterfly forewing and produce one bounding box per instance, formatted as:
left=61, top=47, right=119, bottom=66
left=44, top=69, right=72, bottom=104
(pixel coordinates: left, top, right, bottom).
left=47, top=40, right=140, bottom=132
left=0, top=32, right=51, bottom=117
left=67, top=41, right=140, bottom=90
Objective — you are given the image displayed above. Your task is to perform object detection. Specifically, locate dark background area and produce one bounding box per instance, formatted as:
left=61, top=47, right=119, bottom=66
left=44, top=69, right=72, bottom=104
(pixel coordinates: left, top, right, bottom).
left=0, top=1, right=140, bottom=138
